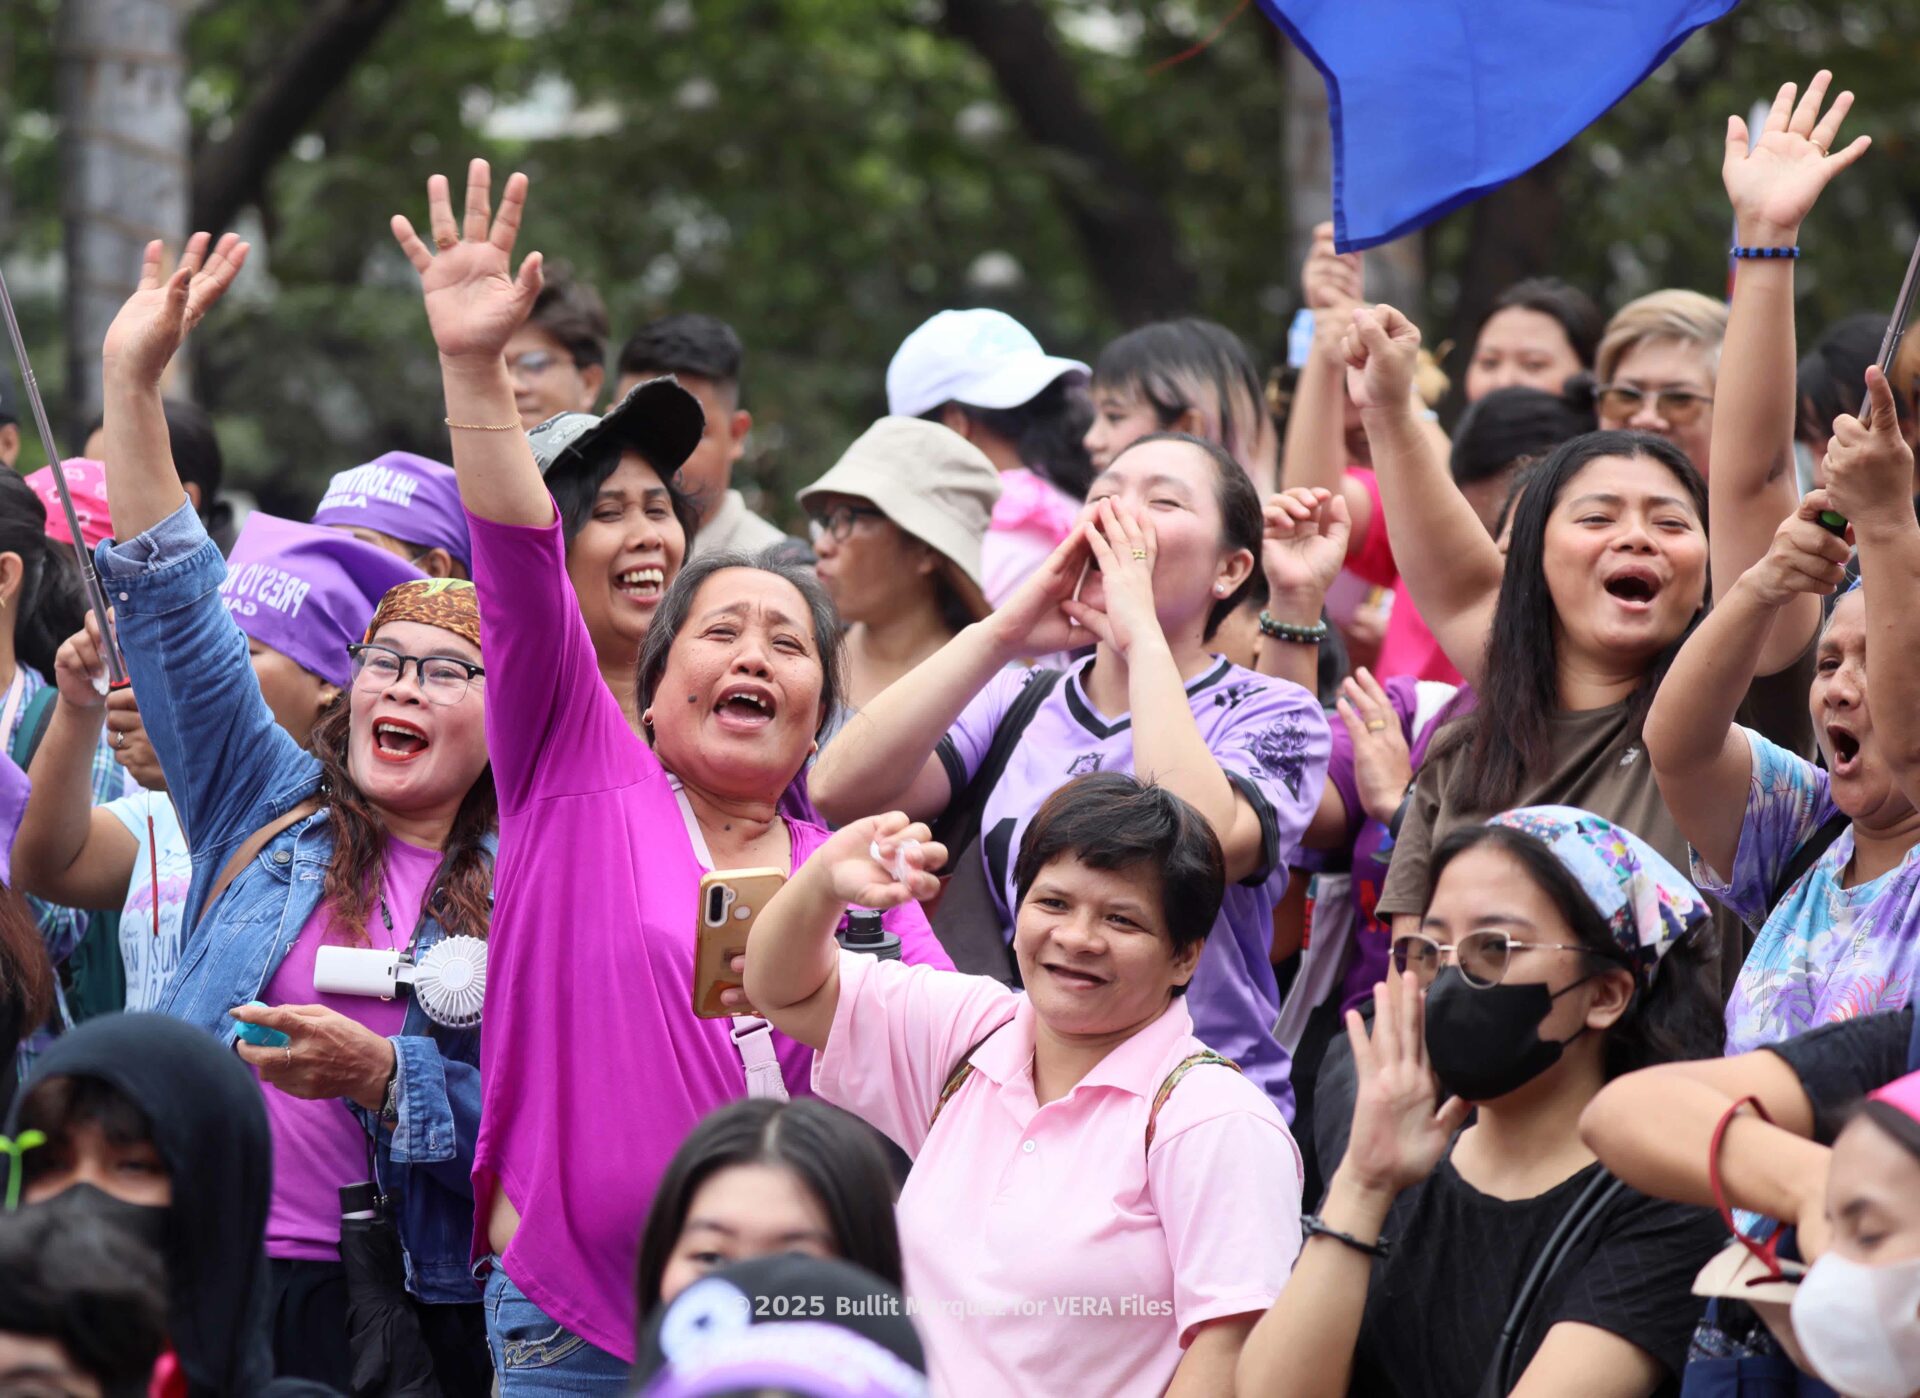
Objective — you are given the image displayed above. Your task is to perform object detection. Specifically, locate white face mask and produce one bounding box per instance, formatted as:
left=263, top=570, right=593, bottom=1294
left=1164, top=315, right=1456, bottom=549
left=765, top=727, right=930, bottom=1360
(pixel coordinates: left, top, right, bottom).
left=1792, top=1250, right=1920, bottom=1398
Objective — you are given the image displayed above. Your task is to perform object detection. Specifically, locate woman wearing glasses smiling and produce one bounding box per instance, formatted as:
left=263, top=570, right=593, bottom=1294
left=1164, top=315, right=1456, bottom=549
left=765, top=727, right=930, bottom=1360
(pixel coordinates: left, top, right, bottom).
left=1241, top=806, right=1726, bottom=1398
left=80, top=234, right=500, bottom=1388
left=796, top=417, right=1002, bottom=721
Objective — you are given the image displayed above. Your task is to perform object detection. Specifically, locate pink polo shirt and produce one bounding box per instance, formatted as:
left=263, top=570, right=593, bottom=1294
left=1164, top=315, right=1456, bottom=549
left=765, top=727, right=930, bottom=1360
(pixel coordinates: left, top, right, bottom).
left=815, top=951, right=1303, bottom=1397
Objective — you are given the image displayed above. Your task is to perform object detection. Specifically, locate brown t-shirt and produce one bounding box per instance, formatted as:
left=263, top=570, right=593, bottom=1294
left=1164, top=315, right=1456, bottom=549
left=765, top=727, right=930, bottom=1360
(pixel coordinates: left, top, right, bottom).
left=1378, top=646, right=1814, bottom=997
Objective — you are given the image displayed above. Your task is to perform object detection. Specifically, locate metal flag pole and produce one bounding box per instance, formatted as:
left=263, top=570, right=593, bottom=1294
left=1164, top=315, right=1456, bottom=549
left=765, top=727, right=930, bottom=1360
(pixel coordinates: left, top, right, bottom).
left=0, top=264, right=126, bottom=686
left=1818, top=234, right=1920, bottom=536
left=1867, top=233, right=1920, bottom=415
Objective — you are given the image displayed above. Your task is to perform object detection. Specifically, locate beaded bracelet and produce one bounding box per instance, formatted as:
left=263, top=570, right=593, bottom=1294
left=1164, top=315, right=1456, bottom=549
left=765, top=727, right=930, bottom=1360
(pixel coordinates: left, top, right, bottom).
left=1302, top=1214, right=1391, bottom=1259
left=1729, top=245, right=1800, bottom=260
left=1258, top=612, right=1329, bottom=644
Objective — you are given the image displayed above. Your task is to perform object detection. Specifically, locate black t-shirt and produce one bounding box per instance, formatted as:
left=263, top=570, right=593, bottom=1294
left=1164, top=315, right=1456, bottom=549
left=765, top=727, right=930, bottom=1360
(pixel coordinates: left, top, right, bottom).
left=1768, top=1007, right=1914, bottom=1143
left=1348, top=1156, right=1724, bottom=1398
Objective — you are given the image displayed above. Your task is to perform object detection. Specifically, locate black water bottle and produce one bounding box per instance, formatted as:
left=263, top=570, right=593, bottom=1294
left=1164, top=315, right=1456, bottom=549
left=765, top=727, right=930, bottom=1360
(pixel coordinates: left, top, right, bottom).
left=837, top=908, right=901, bottom=961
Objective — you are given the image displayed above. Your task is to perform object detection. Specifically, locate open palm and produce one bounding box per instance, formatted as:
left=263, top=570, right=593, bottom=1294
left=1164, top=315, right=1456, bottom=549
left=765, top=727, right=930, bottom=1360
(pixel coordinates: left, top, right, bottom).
left=1722, top=70, right=1870, bottom=239
left=391, top=159, right=544, bottom=362
left=100, top=232, right=250, bottom=386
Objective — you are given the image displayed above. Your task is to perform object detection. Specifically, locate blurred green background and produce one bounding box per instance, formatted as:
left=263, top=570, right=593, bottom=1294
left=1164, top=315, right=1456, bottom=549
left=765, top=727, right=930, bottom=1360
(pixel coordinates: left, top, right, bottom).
left=2, top=0, right=1917, bottom=527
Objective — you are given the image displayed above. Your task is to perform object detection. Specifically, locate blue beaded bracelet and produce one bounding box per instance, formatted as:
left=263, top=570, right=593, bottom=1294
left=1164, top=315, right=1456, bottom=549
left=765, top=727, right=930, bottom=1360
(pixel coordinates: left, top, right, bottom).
left=1730, top=245, right=1800, bottom=260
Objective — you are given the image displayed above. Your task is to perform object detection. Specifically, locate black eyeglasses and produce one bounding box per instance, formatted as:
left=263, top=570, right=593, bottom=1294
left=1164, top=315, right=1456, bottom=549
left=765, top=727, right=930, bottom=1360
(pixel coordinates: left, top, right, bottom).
left=1595, top=384, right=1714, bottom=427
left=347, top=643, right=485, bottom=706
left=806, top=504, right=885, bottom=544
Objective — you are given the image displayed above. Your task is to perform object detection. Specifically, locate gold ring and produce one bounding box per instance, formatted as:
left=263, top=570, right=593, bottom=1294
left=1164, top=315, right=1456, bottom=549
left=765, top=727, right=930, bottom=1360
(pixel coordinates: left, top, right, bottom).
left=284, top=1044, right=293, bottom=1067
left=111, top=731, right=126, bottom=750
left=1131, top=548, right=1148, bottom=561
left=1366, top=720, right=1388, bottom=733
left=434, top=234, right=458, bottom=250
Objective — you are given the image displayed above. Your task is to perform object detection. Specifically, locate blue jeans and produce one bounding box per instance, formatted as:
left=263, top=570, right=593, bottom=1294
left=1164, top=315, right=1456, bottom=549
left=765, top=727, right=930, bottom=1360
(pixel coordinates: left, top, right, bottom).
left=483, top=1263, right=630, bottom=1394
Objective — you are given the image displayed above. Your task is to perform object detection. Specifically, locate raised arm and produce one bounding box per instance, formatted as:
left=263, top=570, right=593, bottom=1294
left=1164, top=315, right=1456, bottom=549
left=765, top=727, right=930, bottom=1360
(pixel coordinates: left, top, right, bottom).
left=1283, top=225, right=1376, bottom=539
left=742, top=814, right=943, bottom=1050
left=14, top=621, right=139, bottom=910
left=811, top=524, right=1091, bottom=826
left=391, top=160, right=553, bottom=528
left=1344, top=308, right=1504, bottom=683
left=1256, top=486, right=1348, bottom=691
left=1827, top=365, right=1920, bottom=804
left=1709, top=72, right=1871, bottom=673
left=1060, top=501, right=1291, bottom=884
left=99, top=235, right=249, bottom=538
left=1646, top=493, right=1850, bottom=878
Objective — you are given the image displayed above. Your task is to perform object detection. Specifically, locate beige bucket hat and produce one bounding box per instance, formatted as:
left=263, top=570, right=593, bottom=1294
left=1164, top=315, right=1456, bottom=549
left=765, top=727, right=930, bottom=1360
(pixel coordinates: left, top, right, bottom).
left=797, top=417, right=1003, bottom=618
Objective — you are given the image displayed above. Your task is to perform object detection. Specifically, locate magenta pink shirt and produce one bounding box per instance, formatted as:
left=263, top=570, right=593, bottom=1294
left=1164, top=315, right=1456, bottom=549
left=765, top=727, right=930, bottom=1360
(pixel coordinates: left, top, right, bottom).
left=466, top=507, right=951, bottom=1362
left=815, top=951, right=1303, bottom=1397
left=258, top=837, right=431, bottom=1260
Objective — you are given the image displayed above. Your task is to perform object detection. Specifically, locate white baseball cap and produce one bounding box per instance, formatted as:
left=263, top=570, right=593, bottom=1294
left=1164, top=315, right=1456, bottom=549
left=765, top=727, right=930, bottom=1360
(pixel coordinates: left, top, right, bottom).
left=885, top=308, right=1089, bottom=419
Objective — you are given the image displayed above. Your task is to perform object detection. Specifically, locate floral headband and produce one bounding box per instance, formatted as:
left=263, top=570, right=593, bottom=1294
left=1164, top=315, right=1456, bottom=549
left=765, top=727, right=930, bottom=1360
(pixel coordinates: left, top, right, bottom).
left=1486, top=805, right=1710, bottom=986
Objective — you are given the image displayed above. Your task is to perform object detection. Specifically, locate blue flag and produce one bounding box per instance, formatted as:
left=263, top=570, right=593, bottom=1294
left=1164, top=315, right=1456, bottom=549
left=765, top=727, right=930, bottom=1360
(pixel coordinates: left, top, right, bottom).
left=1259, top=0, right=1740, bottom=251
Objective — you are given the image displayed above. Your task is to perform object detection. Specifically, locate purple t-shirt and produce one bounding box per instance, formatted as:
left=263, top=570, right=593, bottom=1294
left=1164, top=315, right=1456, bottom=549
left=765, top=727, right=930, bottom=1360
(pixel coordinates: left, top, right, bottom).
left=467, top=507, right=950, bottom=1363
left=258, top=837, right=430, bottom=1260
left=935, top=657, right=1330, bottom=1118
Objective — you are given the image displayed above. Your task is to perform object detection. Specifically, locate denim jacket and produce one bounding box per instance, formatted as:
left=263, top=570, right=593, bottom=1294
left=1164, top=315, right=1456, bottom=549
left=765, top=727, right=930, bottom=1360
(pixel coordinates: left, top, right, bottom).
left=98, top=501, right=485, bottom=1303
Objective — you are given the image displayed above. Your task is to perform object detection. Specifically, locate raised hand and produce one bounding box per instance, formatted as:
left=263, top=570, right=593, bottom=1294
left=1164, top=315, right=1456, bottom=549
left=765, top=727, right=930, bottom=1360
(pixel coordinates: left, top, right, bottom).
left=1061, top=498, right=1164, bottom=657
left=1262, top=486, right=1351, bottom=609
left=1723, top=71, right=1871, bottom=246
left=100, top=233, right=250, bottom=387
left=1335, top=668, right=1412, bottom=825
left=815, top=812, right=945, bottom=910
left=1824, top=366, right=1917, bottom=531
left=51, top=615, right=112, bottom=711
left=1737, top=491, right=1853, bottom=610
left=986, top=522, right=1095, bottom=660
left=1340, top=971, right=1470, bottom=1197
left=1302, top=220, right=1364, bottom=313
left=391, top=158, right=545, bottom=363
left=1342, top=305, right=1422, bottom=413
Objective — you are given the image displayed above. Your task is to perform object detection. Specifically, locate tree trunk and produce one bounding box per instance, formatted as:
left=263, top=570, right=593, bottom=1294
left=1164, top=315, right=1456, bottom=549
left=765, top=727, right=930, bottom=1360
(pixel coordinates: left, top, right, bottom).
left=1440, top=150, right=1569, bottom=409
left=943, top=0, right=1196, bottom=323
left=190, top=0, right=411, bottom=237
left=57, top=0, right=190, bottom=433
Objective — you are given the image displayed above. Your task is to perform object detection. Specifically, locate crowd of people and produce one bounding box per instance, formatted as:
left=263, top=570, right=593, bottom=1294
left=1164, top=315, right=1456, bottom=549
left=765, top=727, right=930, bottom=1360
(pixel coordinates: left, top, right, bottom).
left=3, top=66, right=1920, bottom=1398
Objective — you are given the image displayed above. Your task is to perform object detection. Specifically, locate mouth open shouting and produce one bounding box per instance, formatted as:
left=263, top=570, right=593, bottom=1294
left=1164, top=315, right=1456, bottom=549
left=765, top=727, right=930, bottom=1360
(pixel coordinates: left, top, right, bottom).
left=614, top=565, right=665, bottom=606
left=1601, top=563, right=1663, bottom=613
left=712, top=682, right=779, bottom=734
left=372, top=716, right=431, bottom=763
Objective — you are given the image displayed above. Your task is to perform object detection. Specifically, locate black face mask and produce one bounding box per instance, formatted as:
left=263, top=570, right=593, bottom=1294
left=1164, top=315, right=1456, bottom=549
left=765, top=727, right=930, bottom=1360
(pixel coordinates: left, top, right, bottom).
left=1422, top=967, right=1593, bottom=1103
left=21, top=1180, right=169, bottom=1258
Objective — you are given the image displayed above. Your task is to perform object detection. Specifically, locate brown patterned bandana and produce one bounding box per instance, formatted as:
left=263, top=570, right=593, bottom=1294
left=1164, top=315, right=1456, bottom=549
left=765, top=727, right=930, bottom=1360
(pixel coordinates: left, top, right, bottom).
left=364, top=577, right=483, bottom=655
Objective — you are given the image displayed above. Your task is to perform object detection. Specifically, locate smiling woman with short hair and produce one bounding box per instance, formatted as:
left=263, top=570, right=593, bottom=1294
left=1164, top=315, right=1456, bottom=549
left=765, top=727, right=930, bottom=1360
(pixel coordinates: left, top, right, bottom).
left=745, top=771, right=1304, bottom=1398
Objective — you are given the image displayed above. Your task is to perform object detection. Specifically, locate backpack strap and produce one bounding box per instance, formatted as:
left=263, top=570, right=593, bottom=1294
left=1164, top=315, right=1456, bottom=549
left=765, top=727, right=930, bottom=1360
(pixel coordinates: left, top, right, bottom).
left=931, top=669, right=1062, bottom=872
left=8, top=685, right=59, bottom=770
left=1145, top=1051, right=1241, bottom=1151
left=1769, top=811, right=1851, bottom=910
left=929, top=1017, right=1017, bottom=1130
left=197, top=796, right=325, bottom=925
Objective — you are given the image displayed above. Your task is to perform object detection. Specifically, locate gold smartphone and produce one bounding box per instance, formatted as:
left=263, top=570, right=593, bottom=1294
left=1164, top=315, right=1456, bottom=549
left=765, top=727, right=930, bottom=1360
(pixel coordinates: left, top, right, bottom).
left=693, top=868, right=787, bottom=1019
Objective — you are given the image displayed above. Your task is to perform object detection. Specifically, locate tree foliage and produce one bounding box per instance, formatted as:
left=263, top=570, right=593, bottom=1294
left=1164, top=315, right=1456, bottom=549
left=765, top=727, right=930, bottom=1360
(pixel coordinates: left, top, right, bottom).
left=4, top=0, right=1919, bottom=523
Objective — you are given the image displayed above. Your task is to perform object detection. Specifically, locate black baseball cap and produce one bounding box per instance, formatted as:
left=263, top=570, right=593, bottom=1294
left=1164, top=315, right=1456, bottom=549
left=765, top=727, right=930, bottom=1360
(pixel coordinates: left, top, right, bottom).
left=632, top=1254, right=926, bottom=1398
left=525, top=375, right=704, bottom=483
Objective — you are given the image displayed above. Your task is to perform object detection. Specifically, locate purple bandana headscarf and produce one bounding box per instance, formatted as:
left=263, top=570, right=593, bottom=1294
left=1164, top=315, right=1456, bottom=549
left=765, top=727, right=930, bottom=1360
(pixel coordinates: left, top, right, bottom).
left=1486, top=804, right=1710, bottom=986
left=310, top=451, right=472, bottom=571
left=219, top=513, right=422, bottom=689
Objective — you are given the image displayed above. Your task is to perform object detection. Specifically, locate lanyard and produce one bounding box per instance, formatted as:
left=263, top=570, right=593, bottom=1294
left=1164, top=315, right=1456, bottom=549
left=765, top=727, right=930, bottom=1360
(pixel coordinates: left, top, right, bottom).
left=0, top=668, right=25, bottom=751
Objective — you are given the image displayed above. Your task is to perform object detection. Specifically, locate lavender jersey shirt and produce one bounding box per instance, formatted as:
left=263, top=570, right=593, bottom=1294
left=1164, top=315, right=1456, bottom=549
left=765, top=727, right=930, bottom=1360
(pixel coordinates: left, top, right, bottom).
left=936, top=658, right=1331, bottom=1118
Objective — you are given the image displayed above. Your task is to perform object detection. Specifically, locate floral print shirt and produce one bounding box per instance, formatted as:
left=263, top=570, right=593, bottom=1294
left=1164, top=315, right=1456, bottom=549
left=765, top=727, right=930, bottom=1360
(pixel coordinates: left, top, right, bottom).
left=1694, top=726, right=1920, bottom=1054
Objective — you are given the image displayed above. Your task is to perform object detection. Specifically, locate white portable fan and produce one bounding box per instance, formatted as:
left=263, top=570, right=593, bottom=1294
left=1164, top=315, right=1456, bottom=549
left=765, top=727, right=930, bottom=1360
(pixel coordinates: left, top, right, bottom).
left=408, top=935, right=488, bottom=1028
